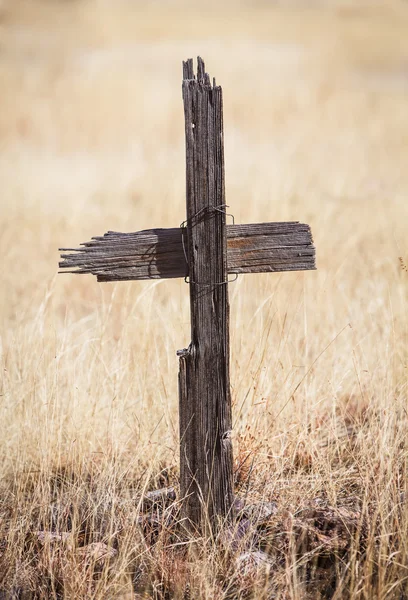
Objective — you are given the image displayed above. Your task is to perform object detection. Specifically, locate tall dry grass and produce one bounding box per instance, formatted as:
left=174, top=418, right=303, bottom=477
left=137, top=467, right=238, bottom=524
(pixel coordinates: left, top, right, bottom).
left=0, top=0, right=408, bottom=598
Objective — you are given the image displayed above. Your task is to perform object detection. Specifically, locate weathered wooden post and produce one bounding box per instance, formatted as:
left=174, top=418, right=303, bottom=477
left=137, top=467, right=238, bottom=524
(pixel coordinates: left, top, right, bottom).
left=59, top=56, right=316, bottom=533
left=177, top=58, right=234, bottom=529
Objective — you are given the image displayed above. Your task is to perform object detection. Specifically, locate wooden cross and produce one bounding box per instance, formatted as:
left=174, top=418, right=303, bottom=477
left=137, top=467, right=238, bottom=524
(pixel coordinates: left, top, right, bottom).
left=59, top=57, right=315, bottom=532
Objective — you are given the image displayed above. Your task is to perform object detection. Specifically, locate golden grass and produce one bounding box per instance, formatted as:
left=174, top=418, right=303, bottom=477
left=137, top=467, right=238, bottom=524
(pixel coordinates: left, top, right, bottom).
left=0, top=0, right=408, bottom=597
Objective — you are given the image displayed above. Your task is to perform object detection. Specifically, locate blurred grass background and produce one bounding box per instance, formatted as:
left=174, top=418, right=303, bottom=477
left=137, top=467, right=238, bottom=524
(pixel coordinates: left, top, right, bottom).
left=0, top=0, right=407, bottom=597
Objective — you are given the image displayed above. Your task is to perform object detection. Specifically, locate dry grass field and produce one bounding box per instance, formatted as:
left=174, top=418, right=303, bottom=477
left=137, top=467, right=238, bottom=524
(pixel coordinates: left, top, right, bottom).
left=1, top=0, right=408, bottom=598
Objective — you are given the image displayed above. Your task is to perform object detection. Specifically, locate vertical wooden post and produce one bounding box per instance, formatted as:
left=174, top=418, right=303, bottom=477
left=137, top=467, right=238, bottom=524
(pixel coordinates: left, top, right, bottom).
left=178, top=57, right=234, bottom=531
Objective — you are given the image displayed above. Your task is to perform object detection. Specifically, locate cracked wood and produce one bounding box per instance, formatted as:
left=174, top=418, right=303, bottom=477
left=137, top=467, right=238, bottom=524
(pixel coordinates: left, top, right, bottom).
left=59, top=222, right=315, bottom=282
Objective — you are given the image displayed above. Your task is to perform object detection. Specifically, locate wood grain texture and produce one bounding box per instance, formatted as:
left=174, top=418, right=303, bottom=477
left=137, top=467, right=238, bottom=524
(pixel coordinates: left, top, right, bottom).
left=59, top=222, right=315, bottom=282
left=178, top=57, right=234, bottom=530
left=58, top=55, right=317, bottom=536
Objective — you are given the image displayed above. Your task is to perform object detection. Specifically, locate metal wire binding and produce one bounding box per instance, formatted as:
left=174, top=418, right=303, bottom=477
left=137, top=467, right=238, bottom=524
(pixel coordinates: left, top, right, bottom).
left=179, top=204, right=234, bottom=230
left=179, top=204, right=238, bottom=286
left=184, top=273, right=238, bottom=286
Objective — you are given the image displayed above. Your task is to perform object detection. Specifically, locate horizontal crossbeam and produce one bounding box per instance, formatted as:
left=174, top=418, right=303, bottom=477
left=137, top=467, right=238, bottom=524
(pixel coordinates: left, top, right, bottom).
left=59, top=221, right=315, bottom=282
